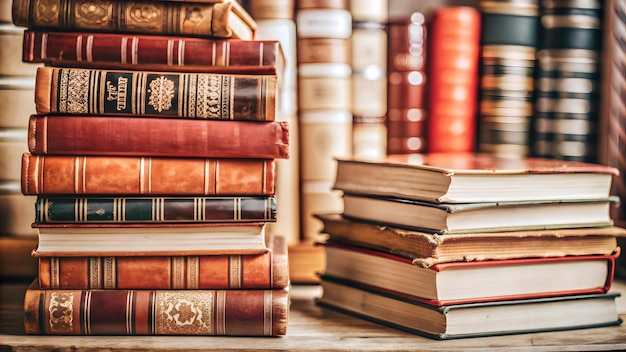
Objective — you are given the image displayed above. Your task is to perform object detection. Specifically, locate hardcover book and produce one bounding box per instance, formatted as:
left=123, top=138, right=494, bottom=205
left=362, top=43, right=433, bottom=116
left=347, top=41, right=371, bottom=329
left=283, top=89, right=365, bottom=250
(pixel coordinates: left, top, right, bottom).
left=34, top=67, right=277, bottom=121
left=23, top=30, right=285, bottom=75
left=12, top=0, right=257, bottom=40
left=37, top=235, right=289, bottom=289
left=33, top=223, right=268, bottom=256
left=315, top=214, right=624, bottom=267
left=341, top=193, right=617, bottom=234
left=24, top=282, right=289, bottom=336
left=34, top=195, right=276, bottom=223
left=27, top=116, right=289, bottom=158
left=21, top=154, right=276, bottom=196
left=333, top=153, right=618, bottom=203
left=318, top=277, right=622, bottom=340
left=322, top=241, right=617, bottom=306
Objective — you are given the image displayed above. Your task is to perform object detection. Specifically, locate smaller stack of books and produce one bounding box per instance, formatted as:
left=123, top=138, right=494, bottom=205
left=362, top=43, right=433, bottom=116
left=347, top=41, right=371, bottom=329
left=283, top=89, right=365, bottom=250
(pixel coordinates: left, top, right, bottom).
left=318, top=152, right=625, bottom=339
left=14, top=0, right=290, bottom=336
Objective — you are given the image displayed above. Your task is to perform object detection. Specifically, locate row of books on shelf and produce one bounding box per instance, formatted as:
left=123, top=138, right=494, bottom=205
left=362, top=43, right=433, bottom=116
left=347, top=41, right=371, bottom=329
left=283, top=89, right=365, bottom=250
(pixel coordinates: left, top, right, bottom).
left=314, top=153, right=625, bottom=339
left=11, top=0, right=292, bottom=337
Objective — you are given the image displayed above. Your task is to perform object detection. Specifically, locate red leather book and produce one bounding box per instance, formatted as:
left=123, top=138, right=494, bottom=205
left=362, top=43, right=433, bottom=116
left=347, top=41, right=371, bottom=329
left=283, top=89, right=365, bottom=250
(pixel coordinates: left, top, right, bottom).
left=23, top=282, right=289, bottom=335
left=27, top=115, right=289, bottom=159
left=23, top=30, right=284, bottom=75
left=12, top=0, right=257, bottom=40
left=34, top=66, right=277, bottom=121
left=21, top=153, right=276, bottom=196
left=426, top=7, right=481, bottom=152
left=36, top=235, right=289, bottom=289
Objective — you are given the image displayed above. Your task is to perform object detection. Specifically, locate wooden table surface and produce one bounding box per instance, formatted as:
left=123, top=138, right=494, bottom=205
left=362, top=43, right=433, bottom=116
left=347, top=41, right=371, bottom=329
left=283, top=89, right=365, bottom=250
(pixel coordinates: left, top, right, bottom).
left=1, top=280, right=626, bottom=351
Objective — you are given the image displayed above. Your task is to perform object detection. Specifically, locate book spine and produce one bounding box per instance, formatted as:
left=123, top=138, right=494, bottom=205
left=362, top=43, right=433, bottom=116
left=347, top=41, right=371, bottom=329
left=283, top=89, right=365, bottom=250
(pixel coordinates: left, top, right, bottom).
left=12, top=0, right=242, bottom=39
left=24, top=286, right=289, bottom=335
left=38, top=235, right=289, bottom=289
left=27, top=115, right=289, bottom=159
left=22, top=30, right=283, bottom=74
left=21, top=153, right=276, bottom=195
left=0, top=24, right=39, bottom=76
left=427, top=7, right=480, bottom=153
left=34, top=66, right=277, bottom=121
left=35, top=196, right=277, bottom=223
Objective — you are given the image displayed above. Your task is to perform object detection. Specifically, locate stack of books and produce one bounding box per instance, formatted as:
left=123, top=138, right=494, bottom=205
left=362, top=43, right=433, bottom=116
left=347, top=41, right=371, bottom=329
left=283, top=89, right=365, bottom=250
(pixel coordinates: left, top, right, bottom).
left=317, top=152, right=625, bottom=339
left=14, top=0, right=290, bottom=336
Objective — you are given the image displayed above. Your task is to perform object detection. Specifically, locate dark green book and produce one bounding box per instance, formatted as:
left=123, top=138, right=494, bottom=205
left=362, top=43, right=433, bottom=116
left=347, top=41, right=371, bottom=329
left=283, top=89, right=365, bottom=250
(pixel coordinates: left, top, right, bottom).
left=35, top=196, right=276, bottom=223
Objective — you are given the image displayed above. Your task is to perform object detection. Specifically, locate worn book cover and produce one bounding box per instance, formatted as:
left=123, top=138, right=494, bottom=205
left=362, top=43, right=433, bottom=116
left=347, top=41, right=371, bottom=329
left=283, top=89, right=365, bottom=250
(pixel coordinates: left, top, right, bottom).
left=36, top=235, right=289, bottom=289
left=21, top=154, right=276, bottom=195
left=334, top=153, right=618, bottom=203
left=315, top=214, right=624, bottom=267
left=27, top=116, right=289, bottom=158
left=12, top=0, right=257, bottom=40
left=24, top=282, right=289, bottom=335
left=23, top=30, right=284, bottom=75
left=34, top=66, right=277, bottom=121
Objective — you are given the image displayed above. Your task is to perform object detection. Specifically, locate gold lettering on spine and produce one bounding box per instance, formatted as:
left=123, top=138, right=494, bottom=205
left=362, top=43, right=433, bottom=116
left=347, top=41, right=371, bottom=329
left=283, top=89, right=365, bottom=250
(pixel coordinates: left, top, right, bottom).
left=48, top=291, right=74, bottom=333
left=89, top=257, right=101, bottom=289
left=104, top=257, right=116, bottom=289
left=51, top=257, right=60, bottom=289
left=228, top=256, right=242, bottom=288
left=264, top=291, right=272, bottom=336
left=187, top=256, right=199, bottom=289
left=155, top=291, right=212, bottom=334
left=172, top=257, right=184, bottom=289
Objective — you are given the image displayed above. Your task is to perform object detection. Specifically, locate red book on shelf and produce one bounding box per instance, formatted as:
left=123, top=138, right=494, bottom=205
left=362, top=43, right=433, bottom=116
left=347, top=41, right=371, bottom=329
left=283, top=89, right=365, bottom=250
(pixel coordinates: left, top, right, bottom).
left=23, top=30, right=285, bottom=75
left=27, top=115, right=289, bottom=159
left=36, top=235, right=289, bottom=289
left=21, top=154, right=276, bottom=196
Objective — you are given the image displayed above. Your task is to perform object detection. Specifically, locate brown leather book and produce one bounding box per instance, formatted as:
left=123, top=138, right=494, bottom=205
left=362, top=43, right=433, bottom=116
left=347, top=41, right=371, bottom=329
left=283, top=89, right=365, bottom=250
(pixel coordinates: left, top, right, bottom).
left=12, top=0, right=257, bottom=40
left=34, top=67, right=277, bottom=121
left=22, top=30, right=284, bottom=75
left=23, top=282, right=289, bottom=335
left=21, top=153, right=276, bottom=195
left=27, top=115, right=289, bottom=158
left=36, top=235, right=289, bottom=289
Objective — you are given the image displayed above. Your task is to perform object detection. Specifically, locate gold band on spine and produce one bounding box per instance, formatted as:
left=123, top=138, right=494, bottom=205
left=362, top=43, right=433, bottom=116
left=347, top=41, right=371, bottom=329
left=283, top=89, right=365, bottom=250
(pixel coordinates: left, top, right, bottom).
left=172, top=257, right=185, bottom=289
left=228, top=255, right=242, bottom=288
left=264, top=291, right=272, bottom=336
left=51, top=257, right=60, bottom=289
left=104, top=257, right=115, bottom=289
left=121, top=37, right=128, bottom=64
left=41, top=33, right=48, bottom=61
left=89, top=257, right=101, bottom=289
left=84, top=291, right=92, bottom=335
left=208, top=160, right=215, bottom=195
left=76, top=34, right=83, bottom=62
left=126, top=291, right=133, bottom=335
left=187, top=256, right=199, bottom=289
left=216, top=290, right=226, bottom=335
left=86, top=34, right=93, bottom=62
left=167, top=39, right=174, bottom=66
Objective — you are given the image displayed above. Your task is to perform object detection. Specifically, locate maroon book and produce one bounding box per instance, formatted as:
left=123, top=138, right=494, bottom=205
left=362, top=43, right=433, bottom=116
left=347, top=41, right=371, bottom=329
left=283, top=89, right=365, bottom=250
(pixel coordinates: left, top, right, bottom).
left=27, top=115, right=289, bottom=159
left=23, top=30, right=285, bottom=75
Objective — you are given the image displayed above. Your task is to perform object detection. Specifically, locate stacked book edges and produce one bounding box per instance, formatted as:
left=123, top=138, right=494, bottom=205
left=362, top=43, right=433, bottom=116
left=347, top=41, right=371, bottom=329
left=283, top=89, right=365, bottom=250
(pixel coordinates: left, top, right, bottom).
left=13, top=0, right=290, bottom=336
left=316, top=153, right=625, bottom=339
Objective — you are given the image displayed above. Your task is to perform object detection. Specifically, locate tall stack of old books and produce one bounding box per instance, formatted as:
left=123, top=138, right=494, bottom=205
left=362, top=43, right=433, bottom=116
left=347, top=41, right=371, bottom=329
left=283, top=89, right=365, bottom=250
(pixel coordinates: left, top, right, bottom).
left=317, top=152, right=625, bottom=339
left=14, top=0, right=290, bottom=336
